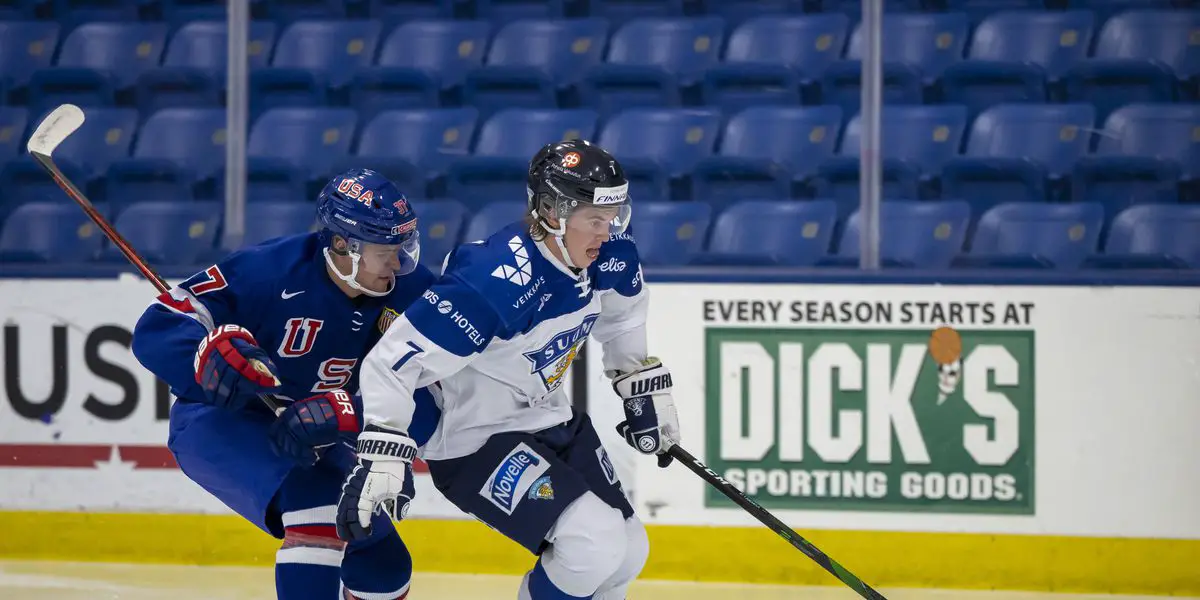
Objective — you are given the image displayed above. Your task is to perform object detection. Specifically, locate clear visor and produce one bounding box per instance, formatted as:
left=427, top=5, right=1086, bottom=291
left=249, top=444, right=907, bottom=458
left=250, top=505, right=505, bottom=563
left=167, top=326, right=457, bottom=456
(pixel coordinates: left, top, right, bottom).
left=347, top=233, right=421, bottom=277
left=563, top=204, right=632, bottom=237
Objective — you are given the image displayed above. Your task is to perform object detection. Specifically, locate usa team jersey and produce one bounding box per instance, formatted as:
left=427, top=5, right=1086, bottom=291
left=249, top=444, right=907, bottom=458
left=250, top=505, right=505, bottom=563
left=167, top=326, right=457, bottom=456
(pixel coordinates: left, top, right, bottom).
left=132, top=233, right=436, bottom=409
left=358, top=221, right=648, bottom=461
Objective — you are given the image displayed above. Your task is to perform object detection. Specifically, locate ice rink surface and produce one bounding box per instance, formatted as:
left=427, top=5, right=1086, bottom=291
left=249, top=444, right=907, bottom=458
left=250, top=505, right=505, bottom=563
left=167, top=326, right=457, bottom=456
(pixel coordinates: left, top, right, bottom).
left=0, top=561, right=1192, bottom=600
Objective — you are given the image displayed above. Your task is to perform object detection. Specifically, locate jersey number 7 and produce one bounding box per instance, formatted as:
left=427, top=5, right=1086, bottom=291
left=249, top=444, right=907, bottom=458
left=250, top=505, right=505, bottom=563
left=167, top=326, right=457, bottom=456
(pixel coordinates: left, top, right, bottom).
left=391, top=341, right=423, bottom=371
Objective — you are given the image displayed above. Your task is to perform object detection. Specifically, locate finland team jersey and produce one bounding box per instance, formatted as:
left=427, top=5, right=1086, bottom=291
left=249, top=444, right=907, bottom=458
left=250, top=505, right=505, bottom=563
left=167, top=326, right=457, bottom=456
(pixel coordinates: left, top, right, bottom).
left=359, top=221, right=649, bottom=460
left=133, top=233, right=436, bottom=409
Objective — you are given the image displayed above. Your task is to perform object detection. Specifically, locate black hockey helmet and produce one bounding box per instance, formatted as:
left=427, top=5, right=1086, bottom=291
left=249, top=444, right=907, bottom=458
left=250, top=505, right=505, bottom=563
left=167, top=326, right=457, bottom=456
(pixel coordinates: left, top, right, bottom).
left=526, top=139, right=631, bottom=238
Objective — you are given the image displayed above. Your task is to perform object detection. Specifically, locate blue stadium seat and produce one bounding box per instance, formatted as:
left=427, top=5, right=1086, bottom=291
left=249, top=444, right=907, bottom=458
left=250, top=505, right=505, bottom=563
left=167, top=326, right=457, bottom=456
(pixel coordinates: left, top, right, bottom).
left=262, top=0, right=347, bottom=24
left=0, top=108, right=29, bottom=161
left=0, top=22, right=59, bottom=94
left=967, top=10, right=1094, bottom=81
left=474, top=0, right=566, bottom=24
left=955, top=202, right=1104, bottom=269
left=447, top=108, right=599, bottom=211
left=365, top=0, right=454, bottom=27
left=695, top=200, right=837, bottom=267
left=252, top=20, right=383, bottom=114
left=463, top=18, right=608, bottom=119
left=415, top=199, right=467, bottom=270
left=106, top=108, right=228, bottom=207
left=845, top=12, right=968, bottom=84
left=242, top=201, right=318, bottom=247
left=830, top=200, right=971, bottom=268
left=630, top=200, right=711, bottom=266
left=353, top=20, right=490, bottom=119
left=701, top=14, right=848, bottom=115
left=1083, top=204, right=1200, bottom=269
left=27, top=23, right=168, bottom=113
left=339, top=107, right=478, bottom=197
left=136, top=22, right=277, bottom=116
left=598, top=108, right=722, bottom=201
left=40, top=107, right=139, bottom=182
left=1073, top=103, right=1198, bottom=217
left=246, top=107, right=357, bottom=200
left=815, top=104, right=967, bottom=213
left=942, top=103, right=1095, bottom=215
left=580, top=17, right=724, bottom=119
left=0, top=202, right=108, bottom=263
left=588, top=0, right=684, bottom=25
left=0, top=158, right=89, bottom=209
left=691, top=105, right=842, bottom=206
left=463, top=200, right=525, bottom=243
left=818, top=61, right=923, bottom=129
left=100, top=201, right=221, bottom=265
left=1063, top=10, right=1198, bottom=122
left=707, top=0, right=803, bottom=29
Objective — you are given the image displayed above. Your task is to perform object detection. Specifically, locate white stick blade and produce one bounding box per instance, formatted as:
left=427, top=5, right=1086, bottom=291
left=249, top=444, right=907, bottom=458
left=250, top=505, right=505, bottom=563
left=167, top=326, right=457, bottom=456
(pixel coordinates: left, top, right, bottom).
left=27, top=104, right=85, bottom=157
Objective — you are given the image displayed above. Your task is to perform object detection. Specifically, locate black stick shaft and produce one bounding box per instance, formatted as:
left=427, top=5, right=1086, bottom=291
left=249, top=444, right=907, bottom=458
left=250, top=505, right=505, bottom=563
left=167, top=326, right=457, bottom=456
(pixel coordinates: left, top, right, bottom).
left=667, top=445, right=889, bottom=599
left=29, top=151, right=284, bottom=415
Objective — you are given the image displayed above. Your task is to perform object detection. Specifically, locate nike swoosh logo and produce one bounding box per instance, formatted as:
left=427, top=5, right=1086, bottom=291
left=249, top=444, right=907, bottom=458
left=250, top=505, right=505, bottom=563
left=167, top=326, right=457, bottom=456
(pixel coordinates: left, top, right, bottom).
left=281, top=289, right=305, bottom=299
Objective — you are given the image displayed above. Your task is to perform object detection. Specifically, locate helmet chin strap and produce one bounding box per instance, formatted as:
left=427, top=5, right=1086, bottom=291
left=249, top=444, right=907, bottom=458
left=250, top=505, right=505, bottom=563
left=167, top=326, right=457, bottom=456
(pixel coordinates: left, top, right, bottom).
left=535, top=209, right=582, bottom=271
left=323, top=247, right=394, bottom=297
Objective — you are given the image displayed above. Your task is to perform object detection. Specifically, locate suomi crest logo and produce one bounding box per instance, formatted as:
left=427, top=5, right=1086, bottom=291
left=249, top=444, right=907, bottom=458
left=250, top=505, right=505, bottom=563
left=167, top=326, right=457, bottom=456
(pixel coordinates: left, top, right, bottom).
left=523, top=314, right=598, bottom=392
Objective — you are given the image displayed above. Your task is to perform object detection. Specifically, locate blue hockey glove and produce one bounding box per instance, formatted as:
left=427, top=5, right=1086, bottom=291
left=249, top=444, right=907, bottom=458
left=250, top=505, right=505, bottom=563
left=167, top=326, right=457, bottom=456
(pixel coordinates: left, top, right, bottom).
left=269, top=389, right=362, bottom=467
left=612, top=358, right=680, bottom=468
left=194, top=324, right=281, bottom=411
left=336, top=424, right=417, bottom=543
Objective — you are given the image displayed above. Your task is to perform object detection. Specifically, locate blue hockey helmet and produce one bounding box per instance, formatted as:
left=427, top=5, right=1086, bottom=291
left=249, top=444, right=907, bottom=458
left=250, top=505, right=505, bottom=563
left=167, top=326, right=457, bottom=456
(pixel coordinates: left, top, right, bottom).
left=316, top=168, right=420, bottom=297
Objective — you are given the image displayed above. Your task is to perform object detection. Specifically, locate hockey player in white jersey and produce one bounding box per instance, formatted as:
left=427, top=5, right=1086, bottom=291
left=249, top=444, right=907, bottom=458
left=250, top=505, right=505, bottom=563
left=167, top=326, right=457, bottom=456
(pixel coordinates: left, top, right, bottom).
left=335, top=139, right=680, bottom=598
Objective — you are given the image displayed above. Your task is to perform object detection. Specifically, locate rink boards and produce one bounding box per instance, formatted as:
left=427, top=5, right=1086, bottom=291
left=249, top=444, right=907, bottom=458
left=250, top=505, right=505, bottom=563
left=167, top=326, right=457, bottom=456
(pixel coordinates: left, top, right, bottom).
left=0, top=274, right=1197, bottom=595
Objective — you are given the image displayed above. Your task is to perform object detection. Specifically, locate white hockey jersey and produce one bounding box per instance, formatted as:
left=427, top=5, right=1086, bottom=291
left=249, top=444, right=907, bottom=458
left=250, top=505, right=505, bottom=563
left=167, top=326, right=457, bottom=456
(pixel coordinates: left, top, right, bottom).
left=358, top=220, right=648, bottom=461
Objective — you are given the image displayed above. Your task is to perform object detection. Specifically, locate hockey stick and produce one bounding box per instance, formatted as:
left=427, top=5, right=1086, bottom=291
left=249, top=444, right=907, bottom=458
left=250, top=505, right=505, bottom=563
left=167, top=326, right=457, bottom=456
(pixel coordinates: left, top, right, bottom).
left=666, top=444, right=888, bottom=599
left=27, top=104, right=285, bottom=416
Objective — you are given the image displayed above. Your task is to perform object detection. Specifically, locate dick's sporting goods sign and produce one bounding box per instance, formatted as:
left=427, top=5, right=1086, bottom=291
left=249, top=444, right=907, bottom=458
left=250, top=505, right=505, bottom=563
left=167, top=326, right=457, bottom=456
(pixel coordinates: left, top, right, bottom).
left=702, top=298, right=1035, bottom=514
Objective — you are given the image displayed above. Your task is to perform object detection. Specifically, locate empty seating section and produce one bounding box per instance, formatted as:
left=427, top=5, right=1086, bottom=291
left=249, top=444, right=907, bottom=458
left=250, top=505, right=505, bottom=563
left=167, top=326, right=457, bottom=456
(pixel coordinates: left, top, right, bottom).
left=0, top=1, right=1195, bottom=270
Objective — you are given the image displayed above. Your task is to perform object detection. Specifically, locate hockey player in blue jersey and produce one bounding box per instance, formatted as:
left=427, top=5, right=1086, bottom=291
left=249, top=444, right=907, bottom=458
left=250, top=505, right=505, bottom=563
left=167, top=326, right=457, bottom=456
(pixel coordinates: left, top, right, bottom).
left=131, top=168, right=439, bottom=600
left=336, top=140, right=681, bottom=599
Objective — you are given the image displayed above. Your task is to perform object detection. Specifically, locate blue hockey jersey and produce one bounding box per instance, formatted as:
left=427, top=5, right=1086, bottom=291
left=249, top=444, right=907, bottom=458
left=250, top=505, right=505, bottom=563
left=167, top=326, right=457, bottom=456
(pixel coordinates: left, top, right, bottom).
left=132, top=233, right=436, bottom=411
left=358, top=221, right=648, bottom=461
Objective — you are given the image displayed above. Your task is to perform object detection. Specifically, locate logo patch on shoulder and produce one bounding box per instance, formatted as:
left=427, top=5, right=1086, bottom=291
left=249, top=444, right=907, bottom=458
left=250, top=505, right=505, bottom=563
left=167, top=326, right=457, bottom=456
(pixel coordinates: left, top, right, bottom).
left=378, top=307, right=400, bottom=334
left=528, top=475, right=555, bottom=501
left=479, top=443, right=551, bottom=515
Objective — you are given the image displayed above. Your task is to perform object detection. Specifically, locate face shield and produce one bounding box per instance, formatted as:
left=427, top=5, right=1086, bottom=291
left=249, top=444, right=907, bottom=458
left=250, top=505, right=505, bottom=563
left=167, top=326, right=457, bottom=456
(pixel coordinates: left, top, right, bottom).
left=564, top=204, right=632, bottom=238
left=325, top=231, right=421, bottom=297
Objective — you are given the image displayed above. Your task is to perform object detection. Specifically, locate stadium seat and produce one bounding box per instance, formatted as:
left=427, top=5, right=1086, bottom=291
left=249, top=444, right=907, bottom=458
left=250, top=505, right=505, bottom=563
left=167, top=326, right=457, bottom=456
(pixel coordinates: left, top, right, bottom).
left=1083, top=204, right=1200, bottom=269
left=629, top=200, right=712, bottom=266
left=1073, top=103, right=1198, bottom=217
left=463, top=18, right=609, bottom=119
left=579, top=17, right=724, bottom=119
left=252, top=20, right=382, bottom=114
left=598, top=107, right=722, bottom=201
left=0, top=21, right=59, bottom=94
left=136, top=21, right=277, bottom=116
left=694, top=199, right=837, bottom=267
left=818, top=60, right=924, bottom=129
left=415, top=199, right=467, bottom=270
left=1063, top=10, right=1198, bottom=122
left=701, top=14, right=849, bottom=114
left=100, top=201, right=221, bottom=265
left=340, top=107, right=478, bottom=197
left=352, top=20, right=490, bottom=119
left=463, top=200, right=526, bottom=243
left=815, top=104, right=967, bottom=212
left=0, top=202, right=108, bottom=263
left=37, top=107, right=139, bottom=182
left=0, top=158, right=90, bottom=209
left=246, top=107, right=357, bottom=199
left=955, top=202, right=1104, bottom=269
left=829, top=200, right=971, bottom=268
left=474, top=0, right=566, bottom=23
left=588, top=0, right=685, bottom=25
left=242, top=201, right=318, bottom=247
left=845, top=12, right=968, bottom=84
left=447, top=108, right=598, bottom=211
left=106, top=108, right=228, bottom=207
left=0, top=108, right=29, bottom=161
left=691, top=105, right=842, bottom=206
left=942, top=103, right=1095, bottom=215
left=27, top=23, right=168, bottom=113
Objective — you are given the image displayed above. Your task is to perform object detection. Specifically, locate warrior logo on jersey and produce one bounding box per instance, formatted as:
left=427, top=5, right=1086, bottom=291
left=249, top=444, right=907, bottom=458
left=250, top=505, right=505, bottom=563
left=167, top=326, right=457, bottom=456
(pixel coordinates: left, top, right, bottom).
left=522, top=314, right=598, bottom=392
left=479, top=443, right=551, bottom=515
left=278, top=318, right=324, bottom=358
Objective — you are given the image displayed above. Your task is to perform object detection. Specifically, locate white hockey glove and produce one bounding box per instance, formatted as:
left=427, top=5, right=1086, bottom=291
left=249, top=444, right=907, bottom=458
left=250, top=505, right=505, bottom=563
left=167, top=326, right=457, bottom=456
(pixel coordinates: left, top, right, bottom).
left=335, top=424, right=417, bottom=543
left=611, top=357, right=680, bottom=468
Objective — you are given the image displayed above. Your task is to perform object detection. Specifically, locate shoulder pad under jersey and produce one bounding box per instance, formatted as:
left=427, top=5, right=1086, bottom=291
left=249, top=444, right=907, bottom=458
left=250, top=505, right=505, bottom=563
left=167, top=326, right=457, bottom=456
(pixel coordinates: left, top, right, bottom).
left=443, top=221, right=550, bottom=327
left=589, top=228, right=643, bottom=296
